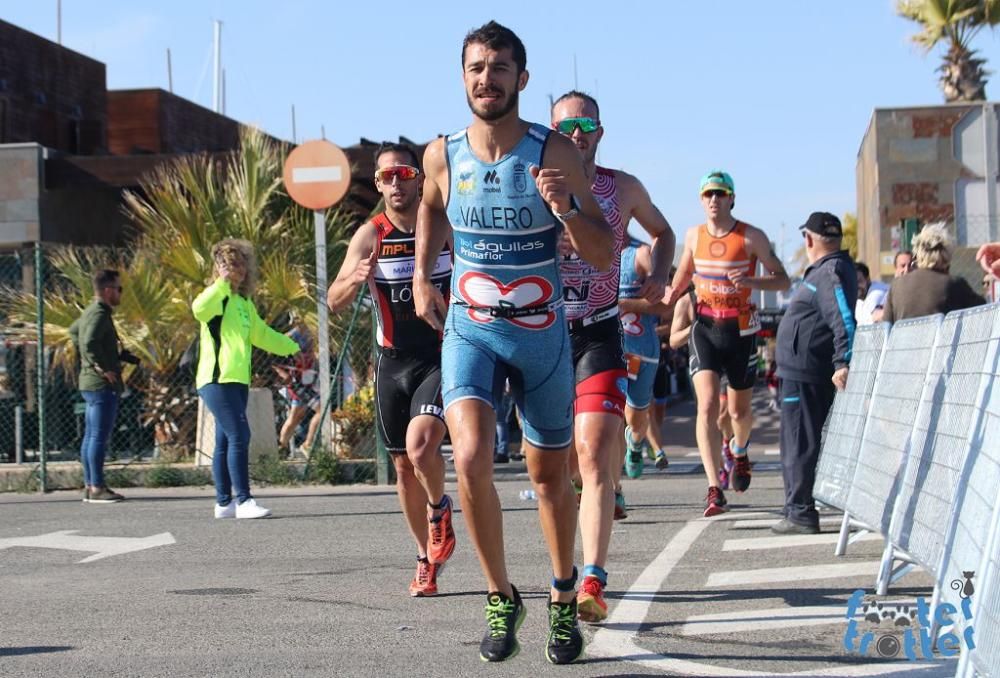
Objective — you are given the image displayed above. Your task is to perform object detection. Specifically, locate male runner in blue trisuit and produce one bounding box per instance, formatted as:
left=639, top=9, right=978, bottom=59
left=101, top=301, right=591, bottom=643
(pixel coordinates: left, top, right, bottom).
left=412, top=21, right=613, bottom=665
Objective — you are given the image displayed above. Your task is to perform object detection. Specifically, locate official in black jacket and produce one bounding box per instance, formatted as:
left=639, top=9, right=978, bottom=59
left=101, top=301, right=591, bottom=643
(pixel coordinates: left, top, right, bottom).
left=773, top=212, right=857, bottom=534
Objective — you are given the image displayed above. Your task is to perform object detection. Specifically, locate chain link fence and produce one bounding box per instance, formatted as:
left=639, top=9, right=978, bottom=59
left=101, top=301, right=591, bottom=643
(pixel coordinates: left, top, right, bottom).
left=0, top=243, right=379, bottom=491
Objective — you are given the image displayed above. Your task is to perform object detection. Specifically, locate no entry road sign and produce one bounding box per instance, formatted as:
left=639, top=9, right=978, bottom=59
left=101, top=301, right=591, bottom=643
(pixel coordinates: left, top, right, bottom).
left=283, top=140, right=352, bottom=210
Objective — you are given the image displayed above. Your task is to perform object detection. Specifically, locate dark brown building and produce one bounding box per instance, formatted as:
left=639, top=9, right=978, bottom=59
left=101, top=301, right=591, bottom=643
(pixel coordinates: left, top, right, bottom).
left=0, top=19, right=106, bottom=154
left=0, top=20, right=277, bottom=248
left=107, top=89, right=242, bottom=155
left=0, top=18, right=428, bottom=249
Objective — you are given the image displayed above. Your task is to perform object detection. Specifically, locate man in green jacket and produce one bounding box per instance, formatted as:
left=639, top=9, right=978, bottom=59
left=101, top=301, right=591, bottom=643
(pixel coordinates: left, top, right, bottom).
left=69, top=269, right=127, bottom=504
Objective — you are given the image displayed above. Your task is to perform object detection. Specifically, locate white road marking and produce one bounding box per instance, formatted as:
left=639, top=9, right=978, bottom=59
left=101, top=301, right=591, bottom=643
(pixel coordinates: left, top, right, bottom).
left=679, top=605, right=851, bottom=636
left=730, top=516, right=842, bottom=529
left=722, top=532, right=882, bottom=551
left=0, top=530, right=176, bottom=563
left=764, top=448, right=780, bottom=456
left=707, top=562, right=882, bottom=587
left=707, top=511, right=779, bottom=521
left=589, top=522, right=948, bottom=676
left=680, top=599, right=921, bottom=636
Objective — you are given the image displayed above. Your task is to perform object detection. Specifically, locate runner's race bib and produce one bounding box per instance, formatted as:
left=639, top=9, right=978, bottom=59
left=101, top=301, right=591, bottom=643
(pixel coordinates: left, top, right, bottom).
left=625, top=353, right=642, bottom=380
left=739, top=306, right=761, bottom=337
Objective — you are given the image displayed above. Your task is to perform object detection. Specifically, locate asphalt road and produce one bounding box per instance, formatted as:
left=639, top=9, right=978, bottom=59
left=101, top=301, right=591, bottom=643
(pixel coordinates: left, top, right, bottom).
left=0, top=392, right=957, bottom=677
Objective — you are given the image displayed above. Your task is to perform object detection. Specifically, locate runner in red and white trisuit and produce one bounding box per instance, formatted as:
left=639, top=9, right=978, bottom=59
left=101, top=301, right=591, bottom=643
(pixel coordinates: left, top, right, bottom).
left=552, top=90, right=675, bottom=623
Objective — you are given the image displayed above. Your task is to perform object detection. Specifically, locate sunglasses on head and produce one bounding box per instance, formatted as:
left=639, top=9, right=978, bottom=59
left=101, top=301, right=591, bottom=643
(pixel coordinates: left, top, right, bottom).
left=374, top=165, right=420, bottom=183
left=702, top=189, right=730, bottom=199
left=554, top=117, right=599, bottom=134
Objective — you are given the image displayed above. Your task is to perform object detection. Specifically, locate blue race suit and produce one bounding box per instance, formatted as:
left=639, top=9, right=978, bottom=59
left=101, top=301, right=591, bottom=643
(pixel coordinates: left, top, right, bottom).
left=442, top=123, right=574, bottom=448
left=619, top=241, right=661, bottom=409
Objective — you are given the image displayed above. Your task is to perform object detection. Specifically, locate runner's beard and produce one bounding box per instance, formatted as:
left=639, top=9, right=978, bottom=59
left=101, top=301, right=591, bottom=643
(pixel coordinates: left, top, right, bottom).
left=389, top=191, right=418, bottom=212
left=468, top=89, right=519, bottom=122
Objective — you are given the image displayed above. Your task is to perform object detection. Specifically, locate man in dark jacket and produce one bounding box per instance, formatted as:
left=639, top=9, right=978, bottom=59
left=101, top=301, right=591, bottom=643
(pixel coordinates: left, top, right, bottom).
left=772, top=213, right=857, bottom=534
left=69, top=269, right=127, bottom=504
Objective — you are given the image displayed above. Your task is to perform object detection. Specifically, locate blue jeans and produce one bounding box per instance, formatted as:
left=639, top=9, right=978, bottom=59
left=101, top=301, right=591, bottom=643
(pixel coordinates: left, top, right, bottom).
left=495, top=390, right=514, bottom=455
left=79, top=389, right=120, bottom=487
left=199, top=383, right=252, bottom=506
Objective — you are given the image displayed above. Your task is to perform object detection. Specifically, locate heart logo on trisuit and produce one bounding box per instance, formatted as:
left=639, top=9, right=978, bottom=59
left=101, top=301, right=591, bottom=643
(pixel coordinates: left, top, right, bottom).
left=620, top=311, right=644, bottom=336
left=457, top=272, right=556, bottom=329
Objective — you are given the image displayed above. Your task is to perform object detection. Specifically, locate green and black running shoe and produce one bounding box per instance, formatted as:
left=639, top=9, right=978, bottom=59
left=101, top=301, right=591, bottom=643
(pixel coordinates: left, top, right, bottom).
left=479, top=586, right=526, bottom=662
left=546, top=597, right=585, bottom=664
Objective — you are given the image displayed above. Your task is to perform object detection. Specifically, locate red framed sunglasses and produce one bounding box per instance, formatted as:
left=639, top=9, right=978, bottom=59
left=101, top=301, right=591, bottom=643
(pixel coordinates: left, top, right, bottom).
left=375, top=165, right=420, bottom=183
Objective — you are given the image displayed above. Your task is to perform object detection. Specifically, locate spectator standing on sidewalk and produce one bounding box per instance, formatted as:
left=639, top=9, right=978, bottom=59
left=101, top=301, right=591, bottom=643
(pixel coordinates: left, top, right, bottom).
left=854, top=262, right=889, bottom=325
left=69, top=269, right=129, bottom=504
left=882, top=223, right=985, bottom=323
left=194, top=239, right=300, bottom=520
left=894, top=251, right=913, bottom=278
left=773, top=212, right=857, bottom=535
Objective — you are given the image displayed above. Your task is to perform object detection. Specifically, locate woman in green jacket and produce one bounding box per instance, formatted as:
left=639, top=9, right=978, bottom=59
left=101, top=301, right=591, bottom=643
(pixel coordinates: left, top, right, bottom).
left=193, top=239, right=299, bottom=519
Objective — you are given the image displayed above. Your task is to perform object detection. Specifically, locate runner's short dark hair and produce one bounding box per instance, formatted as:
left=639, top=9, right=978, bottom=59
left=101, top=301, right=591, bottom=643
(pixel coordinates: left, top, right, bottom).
left=855, top=262, right=870, bottom=279
left=374, top=142, right=420, bottom=171
left=462, top=21, right=526, bottom=74
left=552, top=90, right=600, bottom=121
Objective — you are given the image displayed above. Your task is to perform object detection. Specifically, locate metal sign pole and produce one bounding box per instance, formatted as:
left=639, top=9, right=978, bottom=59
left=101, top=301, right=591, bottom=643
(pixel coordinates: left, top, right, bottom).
left=314, top=209, right=332, bottom=451
left=35, top=242, right=47, bottom=491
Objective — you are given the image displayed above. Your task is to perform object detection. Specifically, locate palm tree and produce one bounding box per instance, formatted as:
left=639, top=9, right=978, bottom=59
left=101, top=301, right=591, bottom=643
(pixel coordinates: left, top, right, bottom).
left=123, top=126, right=369, bottom=364
left=1, top=127, right=368, bottom=460
left=897, top=0, right=1000, bottom=102
left=1, top=246, right=198, bottom=458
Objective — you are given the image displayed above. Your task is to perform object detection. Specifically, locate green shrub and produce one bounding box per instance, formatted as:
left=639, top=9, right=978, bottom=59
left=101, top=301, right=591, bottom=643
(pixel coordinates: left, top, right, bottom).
left=184, top=467, right=213, bottom=486
left=305, top=448, right=342, bottom=485
left=104, top=467, right=142, bottom=488
left=331, top=385, right=375, bottom=458
left=146, top=464, right=189, bottom=487
left=250, top=453, right=298, bottom=485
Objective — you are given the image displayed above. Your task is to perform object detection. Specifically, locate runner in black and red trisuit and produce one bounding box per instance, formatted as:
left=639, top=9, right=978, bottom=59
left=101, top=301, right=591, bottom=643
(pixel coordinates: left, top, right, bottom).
left=327, top=142, right=454, bottom=598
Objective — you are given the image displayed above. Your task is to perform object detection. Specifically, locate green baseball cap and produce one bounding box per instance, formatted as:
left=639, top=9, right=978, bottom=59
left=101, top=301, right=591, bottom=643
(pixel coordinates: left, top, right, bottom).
left=699, top=170, right=735, bottom=195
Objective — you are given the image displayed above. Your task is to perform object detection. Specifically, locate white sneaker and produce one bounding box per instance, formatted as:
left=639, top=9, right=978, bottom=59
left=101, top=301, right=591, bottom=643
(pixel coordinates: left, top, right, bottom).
left=235, top=498, right=272, bottom=519
left=214, top=502, right=236, bottom=519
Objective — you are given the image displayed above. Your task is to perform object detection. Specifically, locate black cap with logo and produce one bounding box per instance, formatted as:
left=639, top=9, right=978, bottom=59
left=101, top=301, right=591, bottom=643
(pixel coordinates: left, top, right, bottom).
left=799, top=212, right=843, bottom=238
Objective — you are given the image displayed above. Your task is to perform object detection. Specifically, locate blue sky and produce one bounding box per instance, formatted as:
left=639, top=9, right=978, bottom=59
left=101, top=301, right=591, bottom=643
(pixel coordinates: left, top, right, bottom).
left=4, top=1, right=1000, bottom=263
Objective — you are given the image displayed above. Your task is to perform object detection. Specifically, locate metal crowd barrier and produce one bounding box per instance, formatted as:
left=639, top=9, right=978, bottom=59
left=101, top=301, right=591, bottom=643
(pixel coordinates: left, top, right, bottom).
left=812, top=322, right=889, bottom=554
left=838, top=315, right=943, bottom=557
left=813, top=303, right=1000, bottom=676
left=879, top=306, right=998, bottom=594
left=956, top=307, right=1000, bottom=677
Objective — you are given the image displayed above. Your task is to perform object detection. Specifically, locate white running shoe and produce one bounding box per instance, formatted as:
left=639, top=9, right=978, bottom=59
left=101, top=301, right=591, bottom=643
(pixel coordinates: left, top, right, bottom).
left=214, top=502, right=236, bottom=519
left=235, top=498, right=272, bottom=519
